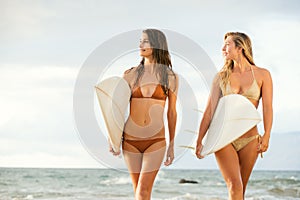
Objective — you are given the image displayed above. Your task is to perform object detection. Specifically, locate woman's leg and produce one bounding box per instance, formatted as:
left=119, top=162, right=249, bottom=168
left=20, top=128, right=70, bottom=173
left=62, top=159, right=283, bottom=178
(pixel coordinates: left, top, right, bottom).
left=215, top=144, right=243, bottom=200
left=238, top=137, right=259, bottom=195
left=122, top=141, right=143, bottom=194
left=135, top=139, right=166, bottom=200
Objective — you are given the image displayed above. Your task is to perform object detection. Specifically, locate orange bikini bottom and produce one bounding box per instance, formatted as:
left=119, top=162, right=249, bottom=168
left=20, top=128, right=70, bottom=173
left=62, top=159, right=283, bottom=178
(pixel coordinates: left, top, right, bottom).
left=122, top=138, right=166, bottom=153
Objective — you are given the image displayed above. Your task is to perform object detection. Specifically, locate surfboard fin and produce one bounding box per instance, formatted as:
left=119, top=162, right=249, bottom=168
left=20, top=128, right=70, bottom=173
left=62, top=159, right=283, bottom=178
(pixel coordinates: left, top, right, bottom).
left=178, top=145, right=195, bottom=150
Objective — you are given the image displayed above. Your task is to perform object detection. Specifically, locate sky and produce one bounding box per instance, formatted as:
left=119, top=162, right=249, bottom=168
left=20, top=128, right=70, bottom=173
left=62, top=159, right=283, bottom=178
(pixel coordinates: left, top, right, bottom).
left=0, top=0, right=300, bottom=170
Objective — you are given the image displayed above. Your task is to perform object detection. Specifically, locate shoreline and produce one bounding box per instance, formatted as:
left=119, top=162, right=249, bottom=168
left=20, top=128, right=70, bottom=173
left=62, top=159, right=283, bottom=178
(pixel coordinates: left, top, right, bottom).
left=0, top=167, right=299, bottom=172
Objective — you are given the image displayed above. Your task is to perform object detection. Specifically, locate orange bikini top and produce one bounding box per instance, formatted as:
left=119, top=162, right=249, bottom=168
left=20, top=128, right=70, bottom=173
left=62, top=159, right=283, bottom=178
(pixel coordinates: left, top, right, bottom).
left=222, top=67, right=261, bottom=101
left=131, top=84, right=167, bottom=101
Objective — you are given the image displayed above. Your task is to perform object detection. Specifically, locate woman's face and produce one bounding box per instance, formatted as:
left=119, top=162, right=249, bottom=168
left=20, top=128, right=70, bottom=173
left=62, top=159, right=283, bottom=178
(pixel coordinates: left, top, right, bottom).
left=222, top=36, right=240, bottom=60
left=139, top=33, right=153, bottom=58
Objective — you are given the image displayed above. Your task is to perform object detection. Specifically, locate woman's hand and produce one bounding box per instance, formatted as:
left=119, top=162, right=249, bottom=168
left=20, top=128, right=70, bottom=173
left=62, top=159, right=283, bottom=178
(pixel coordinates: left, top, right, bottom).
left=257, top=134, right=270, bottom=154
left=109, top=142, right=121, bottom=156
left=195, top=141, right=204, bottom=159
left=164, top=145, right=174, bottom=166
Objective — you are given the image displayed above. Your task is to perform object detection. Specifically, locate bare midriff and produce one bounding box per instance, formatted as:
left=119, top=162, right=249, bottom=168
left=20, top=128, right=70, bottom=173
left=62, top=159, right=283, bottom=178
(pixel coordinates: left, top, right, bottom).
left=123, top=98, right=166, bottom=140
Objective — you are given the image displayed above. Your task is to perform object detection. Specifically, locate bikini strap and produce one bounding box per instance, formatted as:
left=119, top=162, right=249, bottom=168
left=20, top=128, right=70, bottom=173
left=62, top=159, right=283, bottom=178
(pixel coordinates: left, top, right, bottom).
left=250, top=66, right=256, bottom=81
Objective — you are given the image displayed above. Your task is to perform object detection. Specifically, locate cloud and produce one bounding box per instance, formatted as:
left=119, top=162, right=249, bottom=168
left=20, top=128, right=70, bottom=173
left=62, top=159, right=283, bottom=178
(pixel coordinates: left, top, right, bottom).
left=0, top=138, right=101, bottom=168
left=0, top=64, right=78, bottom=141
left=0, top=1, right=56, bottom=41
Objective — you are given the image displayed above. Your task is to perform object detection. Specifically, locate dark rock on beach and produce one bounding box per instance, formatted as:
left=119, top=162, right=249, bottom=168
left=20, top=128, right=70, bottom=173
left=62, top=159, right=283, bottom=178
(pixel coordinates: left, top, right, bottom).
left=179, top=179, right=198, bottom=184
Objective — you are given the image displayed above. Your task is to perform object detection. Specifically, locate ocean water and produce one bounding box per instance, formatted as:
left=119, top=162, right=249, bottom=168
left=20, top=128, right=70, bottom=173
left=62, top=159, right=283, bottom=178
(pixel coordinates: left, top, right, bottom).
left=0, top=168, right=299, bottom=200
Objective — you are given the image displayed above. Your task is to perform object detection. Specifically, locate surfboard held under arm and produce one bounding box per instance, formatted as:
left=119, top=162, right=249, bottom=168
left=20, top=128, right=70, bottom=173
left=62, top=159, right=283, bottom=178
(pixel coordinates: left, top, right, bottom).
left=180, top=94, right=261, bottom=157
left=95, top=76, right=131, bottom=153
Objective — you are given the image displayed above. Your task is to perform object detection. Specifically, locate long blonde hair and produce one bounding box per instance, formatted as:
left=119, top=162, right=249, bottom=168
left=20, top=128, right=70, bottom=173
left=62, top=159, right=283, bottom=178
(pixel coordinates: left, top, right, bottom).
left=219, top=32, right=255, bottom=90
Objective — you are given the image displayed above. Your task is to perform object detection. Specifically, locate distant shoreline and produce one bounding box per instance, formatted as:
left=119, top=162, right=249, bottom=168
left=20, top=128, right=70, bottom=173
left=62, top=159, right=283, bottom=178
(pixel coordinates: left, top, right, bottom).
left=0, top=167, right=299, bottom=172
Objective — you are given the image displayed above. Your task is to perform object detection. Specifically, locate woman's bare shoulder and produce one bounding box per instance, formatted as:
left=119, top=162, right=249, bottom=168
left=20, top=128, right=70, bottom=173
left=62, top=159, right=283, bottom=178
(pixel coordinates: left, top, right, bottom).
left=253, top=65, right=271, bottom=77
left=253, top=65, right=271, bottom=73
left=123, top=66, right=138, bottom=86
left=124, top=66, right=138, bottom=75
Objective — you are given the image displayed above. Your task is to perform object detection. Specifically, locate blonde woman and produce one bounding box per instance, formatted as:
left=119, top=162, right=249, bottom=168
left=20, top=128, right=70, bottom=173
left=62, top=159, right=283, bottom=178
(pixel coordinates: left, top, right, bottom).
left=195, top=32, right=273, bottom=200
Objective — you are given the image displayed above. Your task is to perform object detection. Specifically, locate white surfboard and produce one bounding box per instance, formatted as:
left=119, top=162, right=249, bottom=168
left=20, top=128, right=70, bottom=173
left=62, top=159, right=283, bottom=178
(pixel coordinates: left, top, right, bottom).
left=95, top=76, right=131, bottom=153
left=180, top=94, right=261, bottom=157
left=201, top=94, right=262, bottom=156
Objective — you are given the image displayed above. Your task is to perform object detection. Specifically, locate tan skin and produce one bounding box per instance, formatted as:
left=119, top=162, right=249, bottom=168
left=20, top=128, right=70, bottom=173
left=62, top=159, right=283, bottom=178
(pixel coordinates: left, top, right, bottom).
left=195, top=36, right=273, bottom=200
left=110, top=33, right=178, bottom=200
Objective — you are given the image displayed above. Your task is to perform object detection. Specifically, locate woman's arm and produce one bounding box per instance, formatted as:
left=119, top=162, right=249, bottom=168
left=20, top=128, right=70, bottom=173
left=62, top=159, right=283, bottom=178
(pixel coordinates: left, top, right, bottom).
left=259, top=69, right=273, bottom=153
left=122, top=67, right=136, bottom=88
left=164, top=73, right=179, bottom=166
left=195, top=74, right=222, bottom=158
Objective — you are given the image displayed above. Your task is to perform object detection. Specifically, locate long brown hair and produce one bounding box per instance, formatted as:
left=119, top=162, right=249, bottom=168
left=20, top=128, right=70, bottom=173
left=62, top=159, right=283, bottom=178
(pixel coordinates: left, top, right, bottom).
left=134, top=29, right=175, bottom=95
left=219, top=32, right=255, bottom=90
